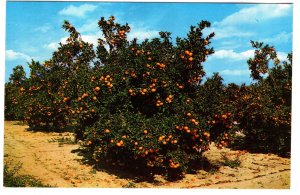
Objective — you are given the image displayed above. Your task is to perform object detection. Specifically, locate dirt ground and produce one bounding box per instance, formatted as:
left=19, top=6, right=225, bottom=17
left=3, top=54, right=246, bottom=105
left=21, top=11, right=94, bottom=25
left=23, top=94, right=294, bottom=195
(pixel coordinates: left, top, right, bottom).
left=4, top=121, right=290, bottom=188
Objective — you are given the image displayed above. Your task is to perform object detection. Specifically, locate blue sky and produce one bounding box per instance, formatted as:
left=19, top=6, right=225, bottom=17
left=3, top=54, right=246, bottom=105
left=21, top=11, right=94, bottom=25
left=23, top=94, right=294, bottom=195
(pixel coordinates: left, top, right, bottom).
left=5, top=2, right=293, bottom=84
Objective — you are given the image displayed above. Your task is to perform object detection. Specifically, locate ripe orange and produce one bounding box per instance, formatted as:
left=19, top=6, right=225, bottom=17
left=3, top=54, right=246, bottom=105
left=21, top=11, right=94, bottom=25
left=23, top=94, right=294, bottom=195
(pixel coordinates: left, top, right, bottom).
left=143, top=130, right=148, bottom=134
left=105, top=129, right=110, bottom=133
left=94, top=86, right=101, bottom=91
left=204, top=132, right=210, bottom=138
left=93, top=96, right=97, bottom=101
left=151, top=88, right=156, bottom=93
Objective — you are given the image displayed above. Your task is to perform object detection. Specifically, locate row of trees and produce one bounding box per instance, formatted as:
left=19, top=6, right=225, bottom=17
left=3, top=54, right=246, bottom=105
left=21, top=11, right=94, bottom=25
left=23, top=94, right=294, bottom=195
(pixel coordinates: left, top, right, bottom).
left=5, top=16, right=291, bottom=177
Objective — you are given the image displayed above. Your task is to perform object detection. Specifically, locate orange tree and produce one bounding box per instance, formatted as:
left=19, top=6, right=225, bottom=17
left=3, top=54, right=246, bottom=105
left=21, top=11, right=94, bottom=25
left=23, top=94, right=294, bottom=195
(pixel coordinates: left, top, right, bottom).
left=60, top=16, right=236, bottom=177
left=231, top=41, right=292, bottom=156
left=5, top=65, right=27, bottom=120
left=22, top=20, right=96, bottom=131
left=23, top=60, right=68, bottom=130
left=193, top=73, right=237, bottom=149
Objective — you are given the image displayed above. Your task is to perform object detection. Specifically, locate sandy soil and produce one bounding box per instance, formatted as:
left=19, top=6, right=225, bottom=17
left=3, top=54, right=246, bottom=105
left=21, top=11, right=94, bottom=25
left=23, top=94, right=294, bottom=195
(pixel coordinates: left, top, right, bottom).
left=4, top=121, right=290, bottom=188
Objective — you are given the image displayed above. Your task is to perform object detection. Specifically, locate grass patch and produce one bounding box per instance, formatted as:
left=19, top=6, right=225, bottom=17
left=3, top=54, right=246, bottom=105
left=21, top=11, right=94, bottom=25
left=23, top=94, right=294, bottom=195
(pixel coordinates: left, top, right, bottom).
left=208, top=167, right=219, bottom=175
left=221, top=153, right=241, bottom=168
left=48, top=136, right=76, bottom=147
left=13, top=121, right=27, bottom=126
left=4, top=163, right=51, bottom=187
left=122, top=181, right=137, bottom=188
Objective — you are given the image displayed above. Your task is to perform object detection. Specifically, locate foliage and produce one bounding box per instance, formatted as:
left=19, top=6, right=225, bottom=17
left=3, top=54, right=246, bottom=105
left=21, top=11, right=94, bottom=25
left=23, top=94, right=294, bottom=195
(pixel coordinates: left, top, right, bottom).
left=48, top=136, right=76, bottom=147
left=4, top=16, right=292, bottom=178
left=231, top=42, right=292, bottom=156
left=5, top=66, right=27, bottom=120
left=221, top=153, right=241, bottom=168
left=4, top=163, right=51, bottom=187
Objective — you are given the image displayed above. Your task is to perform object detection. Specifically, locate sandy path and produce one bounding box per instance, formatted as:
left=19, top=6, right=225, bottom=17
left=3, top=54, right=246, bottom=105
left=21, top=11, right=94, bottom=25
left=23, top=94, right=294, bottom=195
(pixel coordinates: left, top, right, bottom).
left=4, top=121, right=290, bottom=188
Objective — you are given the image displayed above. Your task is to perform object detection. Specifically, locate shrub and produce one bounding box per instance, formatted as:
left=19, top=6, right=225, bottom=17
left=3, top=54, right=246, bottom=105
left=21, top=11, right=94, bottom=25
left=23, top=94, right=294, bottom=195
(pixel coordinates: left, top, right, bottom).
left=4, top=163, right=51, bottom=187
left=5, top=16, right=292, bottom=178
left=57, top=16, right=235, bottom=176
left=231, top=41, right=291, bottom=156
left=5, top=65, right=27, bottom=120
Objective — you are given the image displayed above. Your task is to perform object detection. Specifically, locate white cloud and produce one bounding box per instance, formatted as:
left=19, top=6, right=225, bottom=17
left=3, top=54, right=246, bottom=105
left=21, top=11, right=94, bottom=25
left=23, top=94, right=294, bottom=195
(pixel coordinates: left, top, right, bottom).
left=212, top=26, right=254, bottom=40
left=127, top=29, right=159, bottom=41
left=59, top=4, right=97, bottom=17
left=81, top=34, right=99, bottom=45
left=78, top=20, right=99, bottom=33
left=44, top=37, right=67, bottom=51
left=277, top=51, right=288, bottom=61
left=78, top=20, right=160, bottom=42
left=216, top=4, right=292, bottom=27
left=44, top=42, right=59, bottom=50
left=212, top=4, right=292, bottom=40
left=34, top=25, right=52, bottom=33
left=218, top=40, right=243, bottom=50
left=6, top=50, right=32, bottom=61
left=44, top=35, right=100, bottom=51
left=210, top=49, right=255, bottom=61
left=261, top=31, right=292, bottom=44
left=211, top=49, right=288, bottom=62
left=220, top=69, right=250, bottom=76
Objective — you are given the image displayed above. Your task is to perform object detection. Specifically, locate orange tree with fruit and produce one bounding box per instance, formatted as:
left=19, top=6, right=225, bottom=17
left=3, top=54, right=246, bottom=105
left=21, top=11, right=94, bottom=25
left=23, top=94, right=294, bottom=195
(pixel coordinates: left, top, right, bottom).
left=230, top=41, right=292, bottom=156
left=5, top=65, right=27, bottom=121
left=54, top=16, right=237, bottom=176
left=5, top=16, right=292, bottom=177
left=193, top=73, right=238, bottom=149
left=16, top=20, right=97, bottom=131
